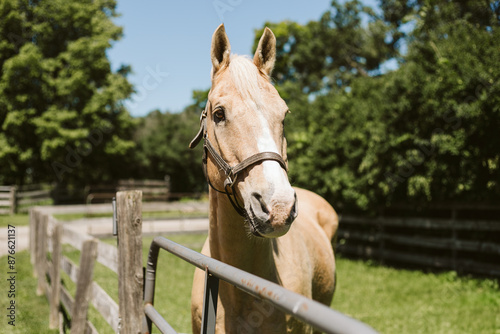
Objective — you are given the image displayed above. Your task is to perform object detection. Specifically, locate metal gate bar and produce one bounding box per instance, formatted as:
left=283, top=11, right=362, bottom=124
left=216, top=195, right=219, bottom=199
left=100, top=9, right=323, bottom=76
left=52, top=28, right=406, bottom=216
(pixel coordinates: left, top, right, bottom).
left=200, top=268, right=219, bottom=334
left=143, top=236, right=379, bottom=334
left=144, top=303, right=177, bottom=334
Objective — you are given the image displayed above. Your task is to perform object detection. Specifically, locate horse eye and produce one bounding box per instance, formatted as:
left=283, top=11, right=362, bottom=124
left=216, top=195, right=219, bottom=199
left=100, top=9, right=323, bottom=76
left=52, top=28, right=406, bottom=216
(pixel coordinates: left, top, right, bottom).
left=213, top=107, right=225, bottom=123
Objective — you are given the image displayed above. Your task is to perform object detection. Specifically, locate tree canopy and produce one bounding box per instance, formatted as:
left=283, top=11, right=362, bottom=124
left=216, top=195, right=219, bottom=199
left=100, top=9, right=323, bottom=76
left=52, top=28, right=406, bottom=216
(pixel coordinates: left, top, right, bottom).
left=130, top=92, right=206, bottom=193
left=0, top=0, right=135, bottom=186
left=253, top=0, right=500, bottom=212
left=1, top=0, right=498, bottom=211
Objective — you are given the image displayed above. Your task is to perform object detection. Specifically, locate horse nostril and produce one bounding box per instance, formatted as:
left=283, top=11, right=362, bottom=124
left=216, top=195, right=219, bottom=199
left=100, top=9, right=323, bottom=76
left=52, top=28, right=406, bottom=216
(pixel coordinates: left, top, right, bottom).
left=252, top=192, right=270, bottom=215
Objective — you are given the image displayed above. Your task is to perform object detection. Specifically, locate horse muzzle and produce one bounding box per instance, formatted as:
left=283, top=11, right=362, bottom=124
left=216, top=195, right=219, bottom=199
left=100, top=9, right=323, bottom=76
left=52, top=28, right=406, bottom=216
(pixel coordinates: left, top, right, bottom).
left=247, top=190, right=298, bottom=238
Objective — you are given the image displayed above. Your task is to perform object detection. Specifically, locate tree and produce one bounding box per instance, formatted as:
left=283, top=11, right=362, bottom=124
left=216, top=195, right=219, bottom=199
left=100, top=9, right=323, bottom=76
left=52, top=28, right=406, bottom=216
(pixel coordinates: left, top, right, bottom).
left=252, top=0, right=403, bottom=95
left=379, top=1, right=500, bottom=205
left=254, top=0, right=500, bottom=212
left=132, top=91, right=206, bottom=194
left=0, top=0, right=135, bottom=186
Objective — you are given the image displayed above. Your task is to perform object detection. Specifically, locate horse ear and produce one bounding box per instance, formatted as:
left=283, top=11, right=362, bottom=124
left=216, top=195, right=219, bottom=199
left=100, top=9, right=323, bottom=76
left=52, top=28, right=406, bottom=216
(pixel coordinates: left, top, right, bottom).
left=253, top=27, right=276, bottom=77
left=211, top=24, right=231, bottom=76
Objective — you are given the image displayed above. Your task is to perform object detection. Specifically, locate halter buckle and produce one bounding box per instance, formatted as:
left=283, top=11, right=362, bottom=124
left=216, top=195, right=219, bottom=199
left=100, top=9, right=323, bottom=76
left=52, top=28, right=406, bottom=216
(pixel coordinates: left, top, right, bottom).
left=223, top=173, right=236, bottom=190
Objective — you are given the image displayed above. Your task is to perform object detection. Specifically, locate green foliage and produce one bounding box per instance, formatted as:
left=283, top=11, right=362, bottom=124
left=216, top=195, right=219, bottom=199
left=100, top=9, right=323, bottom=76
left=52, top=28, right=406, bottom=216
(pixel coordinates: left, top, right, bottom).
left=288, top=76, right=390, bottom=211
left=0, top=0, right=135, bottom=187
left=257, top=0, right=500, bottom=212
left=381, top=15, right=500, bottom=205
left=1, top=0, right=498, bottom=211
left=131, top=97, right=206, bottom=193
left=253, top=0, right=403, bottom=94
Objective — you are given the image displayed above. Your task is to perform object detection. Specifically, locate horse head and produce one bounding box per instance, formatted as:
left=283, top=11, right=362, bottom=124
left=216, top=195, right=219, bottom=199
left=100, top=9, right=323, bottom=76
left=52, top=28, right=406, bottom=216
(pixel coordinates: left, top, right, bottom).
left=192, top=24, right=298, bottom=238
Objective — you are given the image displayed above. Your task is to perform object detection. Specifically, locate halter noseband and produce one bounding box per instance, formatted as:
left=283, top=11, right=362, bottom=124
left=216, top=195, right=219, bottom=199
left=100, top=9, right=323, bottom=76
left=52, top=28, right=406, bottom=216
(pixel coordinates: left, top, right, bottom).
left=189, top=106, right=288, bottom=219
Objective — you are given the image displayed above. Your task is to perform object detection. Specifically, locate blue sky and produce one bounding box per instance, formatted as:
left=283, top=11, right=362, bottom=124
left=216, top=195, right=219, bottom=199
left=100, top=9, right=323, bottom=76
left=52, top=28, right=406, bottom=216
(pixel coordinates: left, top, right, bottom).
left=107, top=0, right=378, bottom=117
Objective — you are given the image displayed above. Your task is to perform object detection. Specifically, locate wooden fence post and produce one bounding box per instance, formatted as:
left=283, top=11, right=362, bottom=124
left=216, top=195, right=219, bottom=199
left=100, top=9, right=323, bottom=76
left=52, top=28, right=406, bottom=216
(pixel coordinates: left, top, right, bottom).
left=49, top=224, right=62, bottom=329
left=117, top=190, right=143, bottom=334
left=36, top=214, right=48, bottom=295
left=70, top=239, right=98, bottom=334
left=9, top=185, right=17, bottom=215
left=30, top=209, right=38, bottom=269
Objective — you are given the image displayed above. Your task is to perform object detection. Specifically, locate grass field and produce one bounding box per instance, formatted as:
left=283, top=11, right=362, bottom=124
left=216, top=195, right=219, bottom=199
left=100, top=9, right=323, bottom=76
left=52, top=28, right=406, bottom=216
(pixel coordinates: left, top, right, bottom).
left=0, top=251, right=58, bottom=334
left=333, top=259, right=500, bottom=334
left=0, top=214, right=30, bottom=228
left=1, top=232, right=499, bottom=334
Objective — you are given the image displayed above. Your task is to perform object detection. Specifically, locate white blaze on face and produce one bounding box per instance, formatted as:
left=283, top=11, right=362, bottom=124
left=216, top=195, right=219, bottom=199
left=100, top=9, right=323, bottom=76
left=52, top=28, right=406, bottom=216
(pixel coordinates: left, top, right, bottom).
left=256, top=114, right=294, bottom=201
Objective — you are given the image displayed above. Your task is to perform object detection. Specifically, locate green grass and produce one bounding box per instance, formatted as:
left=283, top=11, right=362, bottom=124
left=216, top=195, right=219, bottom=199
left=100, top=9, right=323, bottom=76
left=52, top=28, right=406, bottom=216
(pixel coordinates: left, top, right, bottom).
left=0, top=251, right=58, bottom=334
left=53, top=212, right=113, bottom=221
left=333, top=257, right=500, bottom=334
left=142, top=210, right=208, bottom=219
left=71, top=234, right=500, bottom=334
left=0, top=214, right=30, bottom=227
left=4, top=233, right=500, bottom=334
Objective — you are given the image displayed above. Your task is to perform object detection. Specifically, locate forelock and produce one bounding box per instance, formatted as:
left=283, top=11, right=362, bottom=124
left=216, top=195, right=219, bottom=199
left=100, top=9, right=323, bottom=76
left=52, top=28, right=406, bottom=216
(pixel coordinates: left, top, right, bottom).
left=228, top=55, right=264, bottom=108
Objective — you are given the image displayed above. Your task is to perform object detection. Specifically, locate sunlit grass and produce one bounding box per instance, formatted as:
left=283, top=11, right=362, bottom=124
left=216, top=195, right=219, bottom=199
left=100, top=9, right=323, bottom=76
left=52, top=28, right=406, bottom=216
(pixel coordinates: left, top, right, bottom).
left=88, top=234, right=500, bottom=334
left=4, top=233, right=499, bottom=334
left=0, top=214, right=30, bottom=227
left=0, top=251, right=58, bottom=334
left=333, top=257, right=500, bottom=334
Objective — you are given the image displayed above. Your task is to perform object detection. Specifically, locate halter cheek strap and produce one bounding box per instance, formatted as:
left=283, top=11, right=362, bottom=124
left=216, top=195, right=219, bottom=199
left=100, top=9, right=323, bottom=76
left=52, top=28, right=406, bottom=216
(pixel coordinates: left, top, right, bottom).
left=189, top=106, right=288, bottom=219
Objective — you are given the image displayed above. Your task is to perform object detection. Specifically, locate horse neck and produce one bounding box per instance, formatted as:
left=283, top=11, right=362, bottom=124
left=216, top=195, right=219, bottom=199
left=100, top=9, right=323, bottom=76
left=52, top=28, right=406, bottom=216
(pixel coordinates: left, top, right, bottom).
left=208, top=189, right=278, bottom=280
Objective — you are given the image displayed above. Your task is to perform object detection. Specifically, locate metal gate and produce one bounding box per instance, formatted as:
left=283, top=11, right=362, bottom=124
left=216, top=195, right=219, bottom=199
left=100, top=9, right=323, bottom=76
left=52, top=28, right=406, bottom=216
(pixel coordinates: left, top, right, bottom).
left=143, top=236, right=379, bottom=334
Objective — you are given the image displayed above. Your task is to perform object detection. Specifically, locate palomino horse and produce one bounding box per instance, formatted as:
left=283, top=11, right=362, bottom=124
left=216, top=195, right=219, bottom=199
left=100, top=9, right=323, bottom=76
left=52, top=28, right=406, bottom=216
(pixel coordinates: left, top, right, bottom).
left=190, top=24, right=338, bottom=334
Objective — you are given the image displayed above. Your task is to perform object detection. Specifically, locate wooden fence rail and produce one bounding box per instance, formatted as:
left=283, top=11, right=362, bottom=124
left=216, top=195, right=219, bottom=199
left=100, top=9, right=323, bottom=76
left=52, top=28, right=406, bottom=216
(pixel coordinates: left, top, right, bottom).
left=337, top=214, right=500, bottom=277
left=1, top=178, right=174, bottom=214
left=1, top=184, right=52, bottom=214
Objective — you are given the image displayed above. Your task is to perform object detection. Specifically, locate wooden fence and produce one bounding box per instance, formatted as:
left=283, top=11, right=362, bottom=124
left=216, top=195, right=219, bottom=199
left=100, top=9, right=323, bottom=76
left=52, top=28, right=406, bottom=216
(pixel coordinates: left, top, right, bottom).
left=0, top=184, right=52, bottom=214
left=0, top=186, right=16, bottom=215
left=30, top=191, right=143, bottom=333
left=30, top=192, right=209, bottom=333
left=337, top=209, right=500, bottom=277
left=0, top=178, right=174, bottom=214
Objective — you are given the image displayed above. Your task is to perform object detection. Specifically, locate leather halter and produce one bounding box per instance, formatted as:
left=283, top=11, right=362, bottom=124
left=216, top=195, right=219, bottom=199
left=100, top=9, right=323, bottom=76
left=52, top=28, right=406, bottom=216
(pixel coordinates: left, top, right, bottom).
left=189, top=106, right=288, bottom=219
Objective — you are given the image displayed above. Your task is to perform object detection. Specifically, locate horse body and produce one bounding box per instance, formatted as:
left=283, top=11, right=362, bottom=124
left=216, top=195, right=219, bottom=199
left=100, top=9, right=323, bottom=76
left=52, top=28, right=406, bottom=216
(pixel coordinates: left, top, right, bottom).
left=191, top=24, right=337, bottom=334
left=192, top=188, right=336, bottom=334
